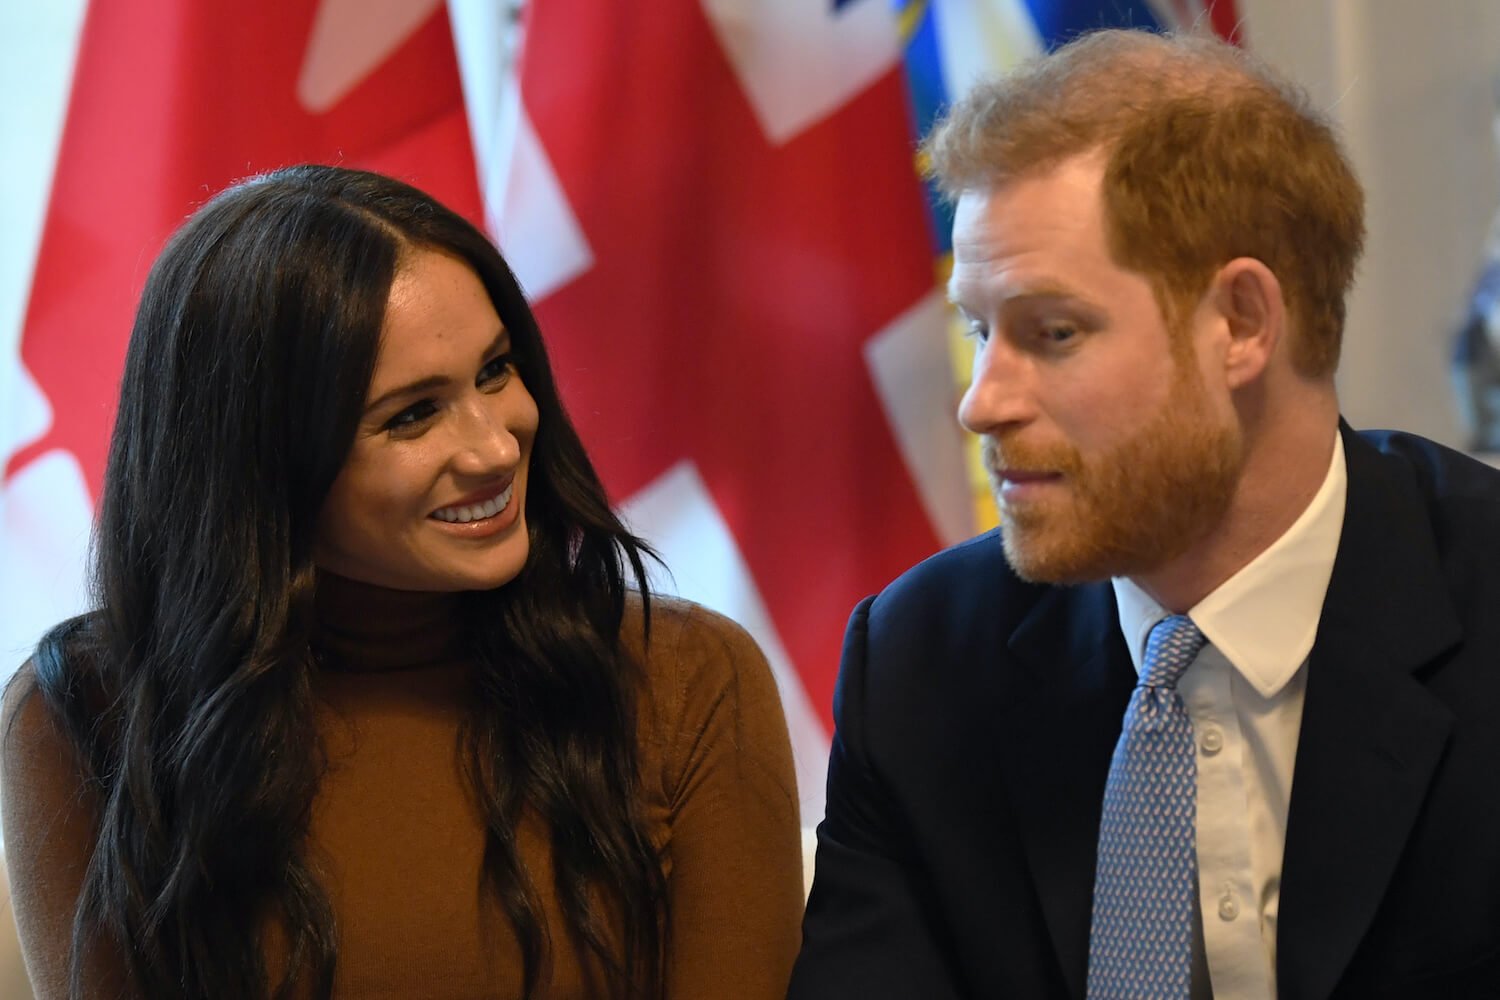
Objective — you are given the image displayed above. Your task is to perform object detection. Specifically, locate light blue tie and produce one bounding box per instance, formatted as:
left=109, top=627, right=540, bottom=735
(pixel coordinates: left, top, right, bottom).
left=1086, top=614, right=1207, bottom=1000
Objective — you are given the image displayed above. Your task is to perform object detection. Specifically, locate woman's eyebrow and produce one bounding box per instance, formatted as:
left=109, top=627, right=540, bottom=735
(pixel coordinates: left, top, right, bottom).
left=364, top=327, right=512, bottom=414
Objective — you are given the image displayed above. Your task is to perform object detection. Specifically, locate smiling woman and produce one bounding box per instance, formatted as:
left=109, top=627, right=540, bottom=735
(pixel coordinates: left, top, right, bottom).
left=0, top=166, right=803, bottom=1000
left=315, top=249, right=540, bottom=593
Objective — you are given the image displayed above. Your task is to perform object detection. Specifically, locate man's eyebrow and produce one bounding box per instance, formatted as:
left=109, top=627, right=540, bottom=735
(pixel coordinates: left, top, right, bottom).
left=1008, top=281, right=1081, bottom=302
left=947, top=280, right=1091, bottom=309
left=363, top=328, right=511, bottom=414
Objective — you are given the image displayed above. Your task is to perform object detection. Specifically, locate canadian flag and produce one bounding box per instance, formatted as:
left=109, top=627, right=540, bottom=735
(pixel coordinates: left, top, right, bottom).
left=1, top=0, right=486, bottom=668
left=459, top=0, right=971, bottom=816
left=1, top=0, right=971, bottom=817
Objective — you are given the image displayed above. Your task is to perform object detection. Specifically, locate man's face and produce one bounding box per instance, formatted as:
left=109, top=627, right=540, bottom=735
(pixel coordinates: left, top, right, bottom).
left=949, top=155, right=1243, bottom=584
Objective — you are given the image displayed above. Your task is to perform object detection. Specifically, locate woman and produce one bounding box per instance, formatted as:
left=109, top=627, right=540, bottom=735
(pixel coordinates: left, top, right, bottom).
left=2, top=165, right=804, bottom=999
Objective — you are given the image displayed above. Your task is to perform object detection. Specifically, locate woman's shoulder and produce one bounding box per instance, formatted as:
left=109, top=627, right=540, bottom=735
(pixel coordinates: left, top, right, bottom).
left=622, top=592, right=770, bottom=690
left=624, top=593, right=788, bottom=742
left=1, top=658, right=43, bottom=748
left=622, top=593, right=798, bottom=822
left=2, top=654, right=97, bottom=858
left=2, top=639, right=121, bottom=1000
left=3, top=615, right=100, bottom=779
left=2, top=658, right=78, bottom=783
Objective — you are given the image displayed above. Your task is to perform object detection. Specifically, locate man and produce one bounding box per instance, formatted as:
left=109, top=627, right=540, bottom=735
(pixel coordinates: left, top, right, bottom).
left=789, top=29, right=1500, bottom=1000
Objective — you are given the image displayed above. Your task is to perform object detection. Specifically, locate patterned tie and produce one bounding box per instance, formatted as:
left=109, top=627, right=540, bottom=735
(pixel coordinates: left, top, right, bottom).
left=1086, top=614, right=1207, bottom=1000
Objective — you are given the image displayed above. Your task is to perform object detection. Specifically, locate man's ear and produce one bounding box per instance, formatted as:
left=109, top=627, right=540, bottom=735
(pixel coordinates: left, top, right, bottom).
left=1209, top=257, right=1285, bottom=390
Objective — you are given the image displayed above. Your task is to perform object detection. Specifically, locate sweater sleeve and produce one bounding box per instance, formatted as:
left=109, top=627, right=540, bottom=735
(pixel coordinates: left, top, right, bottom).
left=648, top=603, right=804, bottom=999
left=1, top=663, right=133, bottom=1000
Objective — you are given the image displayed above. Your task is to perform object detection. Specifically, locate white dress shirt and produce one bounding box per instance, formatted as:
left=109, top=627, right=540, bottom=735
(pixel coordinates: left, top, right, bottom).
left=1111, top=433, right=1346, bottom=1000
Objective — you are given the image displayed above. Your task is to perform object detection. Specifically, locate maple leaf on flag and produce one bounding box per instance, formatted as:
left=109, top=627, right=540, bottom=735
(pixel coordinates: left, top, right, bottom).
left=457, top=0, right=974, bottom=815
left=1, top=0, right=484, bottom=659
left=5, top=0, right=976, bottom=817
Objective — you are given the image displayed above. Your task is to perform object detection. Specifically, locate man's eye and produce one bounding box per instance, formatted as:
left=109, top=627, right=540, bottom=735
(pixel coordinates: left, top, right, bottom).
left=479, top=353, right=516, bottom=386
left=964, top=321, right=989, bottom=344
left=1040, top=323, right=1077, bottom=344
left=384, top=400, right=437, bottom=433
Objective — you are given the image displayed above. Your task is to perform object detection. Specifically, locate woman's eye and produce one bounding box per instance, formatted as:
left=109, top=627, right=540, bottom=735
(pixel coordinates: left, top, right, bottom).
left=963, top=321, right=989, bottom=345
left=479, top=353, right=515, bottom=387
left=384, top=400, right=437, bottom=434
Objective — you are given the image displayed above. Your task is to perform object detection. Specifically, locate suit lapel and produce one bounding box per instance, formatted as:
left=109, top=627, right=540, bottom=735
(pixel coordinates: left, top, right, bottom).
left=1276, top=427, right=1459, bottom=1000
left=995, top=582, right=1136, bottom=1000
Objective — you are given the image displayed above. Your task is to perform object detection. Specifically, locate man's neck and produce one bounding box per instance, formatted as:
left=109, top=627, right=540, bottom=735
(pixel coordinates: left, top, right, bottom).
left=1131, top=405, right=1340, bottom=614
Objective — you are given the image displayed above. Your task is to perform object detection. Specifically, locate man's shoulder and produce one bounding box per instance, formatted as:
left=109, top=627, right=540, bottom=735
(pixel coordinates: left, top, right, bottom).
left=873, top=529, right=1023, bottom=608
left=1355, top=427, right=1500, bottom=504
left=1351, top=427, right=1500, bottom=547
left=857, top=530, right=1064, bottom=656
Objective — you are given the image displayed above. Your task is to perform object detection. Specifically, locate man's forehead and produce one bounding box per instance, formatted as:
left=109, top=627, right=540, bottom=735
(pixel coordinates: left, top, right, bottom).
left=948, top=164, right=1111, bottom=295
left=954, top=155, right=1106, bottom=232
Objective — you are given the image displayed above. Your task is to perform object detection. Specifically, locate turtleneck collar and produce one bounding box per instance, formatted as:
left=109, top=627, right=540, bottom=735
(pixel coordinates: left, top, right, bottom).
left=312, top=571, right=468, bottom=673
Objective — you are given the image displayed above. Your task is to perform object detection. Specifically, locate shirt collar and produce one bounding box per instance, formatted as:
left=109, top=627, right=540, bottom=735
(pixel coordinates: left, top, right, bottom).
left=1112, top=432, right=1347, bottom=698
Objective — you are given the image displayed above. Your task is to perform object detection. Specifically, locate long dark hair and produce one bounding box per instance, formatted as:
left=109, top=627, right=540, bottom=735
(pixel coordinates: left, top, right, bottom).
left=27, top=165, right=668, bottom=999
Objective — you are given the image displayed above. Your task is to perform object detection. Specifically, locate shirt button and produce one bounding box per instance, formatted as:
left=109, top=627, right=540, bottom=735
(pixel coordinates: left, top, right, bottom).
left=1200, top=727, right=1224, bottom=755
left=1218, top=891, right=1240, bottom=921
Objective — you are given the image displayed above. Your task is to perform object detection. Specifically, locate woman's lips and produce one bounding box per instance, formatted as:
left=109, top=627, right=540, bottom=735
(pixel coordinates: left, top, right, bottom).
left=428, top=478, right=522, bottom=538
left=430, top=479, right=514, bottom=523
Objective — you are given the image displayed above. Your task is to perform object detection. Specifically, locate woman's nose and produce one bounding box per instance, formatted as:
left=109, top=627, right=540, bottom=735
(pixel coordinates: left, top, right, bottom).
left=450, top=397, right=521, bottom=475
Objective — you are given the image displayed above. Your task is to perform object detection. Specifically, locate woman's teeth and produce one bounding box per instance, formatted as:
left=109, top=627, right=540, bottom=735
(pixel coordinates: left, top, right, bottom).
left=431, top=482, right=514, bottom=524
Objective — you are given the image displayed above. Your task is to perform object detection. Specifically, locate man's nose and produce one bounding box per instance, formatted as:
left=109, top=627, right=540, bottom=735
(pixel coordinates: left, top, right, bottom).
left=957, top=338, right=1036, bottom=435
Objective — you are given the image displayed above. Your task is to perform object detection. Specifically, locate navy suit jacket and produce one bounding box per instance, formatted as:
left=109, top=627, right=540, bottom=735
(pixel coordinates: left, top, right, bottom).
left=790, top=427, right=1500, bottom=999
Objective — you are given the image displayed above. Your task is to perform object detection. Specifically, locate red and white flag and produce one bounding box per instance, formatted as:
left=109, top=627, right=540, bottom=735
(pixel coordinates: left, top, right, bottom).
left=2, top=1, right=973, bottom=815
left=455, top=0, right=971, bottom=815
left=1, top=0, right=484, bottom=662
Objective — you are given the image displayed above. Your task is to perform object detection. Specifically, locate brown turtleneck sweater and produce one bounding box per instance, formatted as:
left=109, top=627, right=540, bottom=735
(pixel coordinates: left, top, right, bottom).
left=1, top=577, right=804, bottom=998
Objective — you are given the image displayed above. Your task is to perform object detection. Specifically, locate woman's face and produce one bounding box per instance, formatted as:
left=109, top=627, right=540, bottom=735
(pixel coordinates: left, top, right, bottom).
left=314, top=248, right=539, bottom=592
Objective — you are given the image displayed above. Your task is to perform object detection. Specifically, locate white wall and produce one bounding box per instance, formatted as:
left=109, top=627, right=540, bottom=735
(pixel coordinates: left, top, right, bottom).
left=1242, top=0, right=1500, bottom=446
